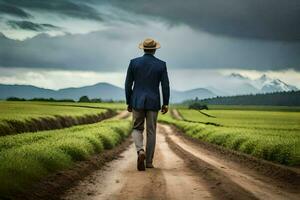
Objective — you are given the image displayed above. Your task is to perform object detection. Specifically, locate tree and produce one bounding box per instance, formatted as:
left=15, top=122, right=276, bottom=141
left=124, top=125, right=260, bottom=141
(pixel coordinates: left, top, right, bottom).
left=188, top=102, right=208, bottom=110
left=91, top=98, right=102, bottom=103
left=6, top=97, right=26, bottom=101
left=78, top=96, right=90, bottom=102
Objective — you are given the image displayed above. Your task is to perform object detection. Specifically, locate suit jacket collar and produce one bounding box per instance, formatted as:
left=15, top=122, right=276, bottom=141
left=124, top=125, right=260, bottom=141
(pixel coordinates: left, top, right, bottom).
left=143, top=53, right=155, bottom=57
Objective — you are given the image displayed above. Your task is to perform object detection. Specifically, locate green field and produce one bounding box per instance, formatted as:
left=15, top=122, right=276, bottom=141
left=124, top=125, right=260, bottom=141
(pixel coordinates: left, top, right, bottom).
left=0, top=101, right=131, bottom=198
left=206, top=105, right=300, bottom=112
left=179, top=109, right=300, bottom=130
left=0, top=101, right=108, bottom=120
left=160, top=108, right=300, bottom=166
left=34, top=101, right=127, bottom=110
left=0, top=102, right=118, bottom=136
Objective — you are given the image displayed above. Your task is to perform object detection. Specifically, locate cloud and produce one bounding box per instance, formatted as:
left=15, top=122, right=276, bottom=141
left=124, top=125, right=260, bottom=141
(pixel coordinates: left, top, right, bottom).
left=0, top=3, right=32, bottom=18
left=1, top=67, right=300, bottom=91
left=0, top=67, right=125, bottom=90
left=1, top=1, right=299, bottom=41
left=0, top=1, right=299, bottom=74
left=0, top=0, right=102, bottom=21
left=108, top=0, right=300, bottom=41
left=0, top=21, right=299, bottom=72
left=6, top=20, right=61, bottom=31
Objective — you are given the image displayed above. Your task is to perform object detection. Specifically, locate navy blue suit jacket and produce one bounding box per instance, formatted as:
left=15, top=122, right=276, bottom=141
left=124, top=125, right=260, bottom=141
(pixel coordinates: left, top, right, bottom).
left=125, top=54, right=170, bottom=111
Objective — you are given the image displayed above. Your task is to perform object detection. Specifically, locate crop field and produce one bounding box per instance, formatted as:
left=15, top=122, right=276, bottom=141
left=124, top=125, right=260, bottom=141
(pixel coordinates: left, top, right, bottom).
left=179, top=109, right=300, bottom=130
left=0, top=101, right=131, bottom=198
left=38, top=101, right=127, bottom=111
left=207, top=105, right=300, bottom=111
left=0, top=101, right=108, bottom=120
left=160, top=108, right=300, bottom=166
left=0, top=102, right=117, bottom=136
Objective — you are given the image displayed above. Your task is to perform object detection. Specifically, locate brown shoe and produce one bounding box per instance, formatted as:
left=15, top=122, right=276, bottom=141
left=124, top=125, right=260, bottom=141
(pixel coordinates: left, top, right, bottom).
left=146, top=163, right=154, bottom=168
left=137, top=150, right=145, bottom=171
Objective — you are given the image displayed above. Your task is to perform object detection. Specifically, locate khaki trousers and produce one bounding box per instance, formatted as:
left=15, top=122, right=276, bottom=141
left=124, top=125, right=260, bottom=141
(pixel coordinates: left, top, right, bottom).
left=132, top=109, right=158, bottom=164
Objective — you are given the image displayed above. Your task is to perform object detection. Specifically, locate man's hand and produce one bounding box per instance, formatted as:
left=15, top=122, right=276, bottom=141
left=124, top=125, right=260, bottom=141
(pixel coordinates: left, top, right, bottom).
left=161, top=105, right=168, bottom=114
left=127, top=105, right=132, bottom=112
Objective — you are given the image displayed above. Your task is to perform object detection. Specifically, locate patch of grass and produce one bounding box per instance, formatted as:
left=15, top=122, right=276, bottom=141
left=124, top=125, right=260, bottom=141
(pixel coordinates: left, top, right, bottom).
left=0, top=119, right=131, bottom=198
left=0, top=101, right=108, bottom=121
left=0, top=101, right=117, bottom=136
left=178, top=109, right=300, bottom=130
left=38, top=101, right=126, bottom=111
left=207, top=105, right=300, bottom=112
left=159, top=110, right=300, bottom=166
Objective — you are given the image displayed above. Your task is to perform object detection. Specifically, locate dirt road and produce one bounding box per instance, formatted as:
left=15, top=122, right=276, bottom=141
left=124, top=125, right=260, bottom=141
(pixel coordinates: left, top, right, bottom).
left=62, top=124, right=299, bottom=200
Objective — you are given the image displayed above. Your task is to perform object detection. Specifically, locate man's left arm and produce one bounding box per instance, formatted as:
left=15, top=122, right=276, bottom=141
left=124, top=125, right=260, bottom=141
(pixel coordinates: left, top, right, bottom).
left=125, top=61, right=134, bottom=112
left=161, top=62, right=170, bottom=114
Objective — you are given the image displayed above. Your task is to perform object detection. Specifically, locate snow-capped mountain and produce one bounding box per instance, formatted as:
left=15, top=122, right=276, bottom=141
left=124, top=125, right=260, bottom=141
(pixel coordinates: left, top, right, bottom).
left=226, top=73, right=298, bottom=95
left=229, top=73, right=248, bottom=80
left=255, top=75, right=298, bottom=93
left=219, top=73, right=259, bottom=95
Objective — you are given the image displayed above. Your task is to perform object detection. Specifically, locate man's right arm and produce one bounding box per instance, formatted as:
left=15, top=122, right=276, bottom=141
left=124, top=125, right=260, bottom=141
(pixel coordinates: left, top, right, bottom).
left=125, top=61, right=134, bottom=111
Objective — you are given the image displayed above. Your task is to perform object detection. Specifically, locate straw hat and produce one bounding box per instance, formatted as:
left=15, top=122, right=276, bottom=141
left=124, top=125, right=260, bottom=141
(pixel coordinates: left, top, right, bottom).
left=139, top=38, right=161, bottom=49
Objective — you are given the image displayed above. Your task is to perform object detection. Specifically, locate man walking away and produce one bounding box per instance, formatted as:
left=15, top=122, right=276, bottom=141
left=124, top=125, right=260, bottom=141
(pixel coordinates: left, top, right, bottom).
left=125, top=38, right=170, bottom=171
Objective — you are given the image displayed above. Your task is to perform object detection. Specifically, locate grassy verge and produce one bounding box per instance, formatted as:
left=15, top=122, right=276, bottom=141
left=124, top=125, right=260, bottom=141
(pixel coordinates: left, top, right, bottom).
left=37, top=101, right=127, bottom=111
left=178, top=109, right=300, bottom=130
left=159, top=112, right=300, bottom=166
left=0, top=119, right=131, bottom=198
left=207, top=105, right=300, bottom=112
left=0, top=102, right=116, bottom=136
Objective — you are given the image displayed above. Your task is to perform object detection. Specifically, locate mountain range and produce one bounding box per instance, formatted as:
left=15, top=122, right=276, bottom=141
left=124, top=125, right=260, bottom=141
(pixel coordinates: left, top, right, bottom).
left=0, top=82, right=216, bottom=103
left=0, top=73, right=298, bottom=103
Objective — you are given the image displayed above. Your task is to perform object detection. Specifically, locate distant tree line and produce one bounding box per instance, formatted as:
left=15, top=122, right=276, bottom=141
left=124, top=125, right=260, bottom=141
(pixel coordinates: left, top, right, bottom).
left=77, top=96, right=124, bottom=103
left=187, top=91, right=300, bottom=106
left=6, top=97, right=75, bottom=102
left=6, top=96, right=125, bottom=103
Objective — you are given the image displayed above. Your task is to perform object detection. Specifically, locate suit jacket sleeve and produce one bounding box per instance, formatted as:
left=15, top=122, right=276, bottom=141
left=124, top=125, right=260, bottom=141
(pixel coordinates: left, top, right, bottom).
left=161, top=63, right=170, bottom=105
left=125, top=60, right=134, bottom=106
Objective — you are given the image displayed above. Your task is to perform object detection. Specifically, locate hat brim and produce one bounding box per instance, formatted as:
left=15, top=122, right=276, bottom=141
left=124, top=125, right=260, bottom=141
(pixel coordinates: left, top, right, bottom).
left=138, top=42, right=161, bottom=49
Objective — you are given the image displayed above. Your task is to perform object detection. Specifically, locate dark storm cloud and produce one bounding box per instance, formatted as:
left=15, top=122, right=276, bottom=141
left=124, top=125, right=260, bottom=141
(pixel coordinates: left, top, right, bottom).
left=108, top=0, right=300, bottom=41
left=2, top=0, right=299, bottom=41
left=0, top=28, right=299, bottom=72
left=0, top=0, right=299, bottom=72
left=0, top=3, right=32, bottom=18
left=6, top=20, right=61, bottom=31
left=0, top=0, right=102, bottom=21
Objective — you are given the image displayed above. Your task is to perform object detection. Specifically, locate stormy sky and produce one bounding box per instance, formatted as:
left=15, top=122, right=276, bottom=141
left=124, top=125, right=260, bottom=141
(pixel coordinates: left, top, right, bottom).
left=0, top=0, right=300, bottom=89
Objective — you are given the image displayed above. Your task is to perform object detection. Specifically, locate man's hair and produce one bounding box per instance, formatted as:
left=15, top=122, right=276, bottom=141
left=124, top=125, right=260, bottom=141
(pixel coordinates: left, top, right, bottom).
left=144, top=49, right=156, bottom=54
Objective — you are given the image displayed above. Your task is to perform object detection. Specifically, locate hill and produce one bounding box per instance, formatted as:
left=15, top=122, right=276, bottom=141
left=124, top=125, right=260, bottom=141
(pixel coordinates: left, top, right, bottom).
left=0, top=83, right=216, bottom=102
left=171, top=88, right=216, bottom=103
left=0, top=83, right=124, bottom=101
left=2, top=82, right=298, bottom=105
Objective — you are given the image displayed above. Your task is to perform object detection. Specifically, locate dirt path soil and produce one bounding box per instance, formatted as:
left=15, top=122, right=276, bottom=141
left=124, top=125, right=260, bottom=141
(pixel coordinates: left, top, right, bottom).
left=62, top=124, right=300, bottom=200
left=171, top=109, right=183, bottom=120
left=112, top=110, right=130, bottom=120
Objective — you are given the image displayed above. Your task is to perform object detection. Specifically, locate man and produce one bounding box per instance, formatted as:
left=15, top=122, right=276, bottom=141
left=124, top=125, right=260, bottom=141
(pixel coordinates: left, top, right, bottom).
left=125, top=38, right=170, bottom=171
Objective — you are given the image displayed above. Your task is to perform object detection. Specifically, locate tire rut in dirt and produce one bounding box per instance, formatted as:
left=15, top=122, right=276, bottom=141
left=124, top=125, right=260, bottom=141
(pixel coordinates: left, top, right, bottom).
left=161, top=124, right=300, bottom=200
left=165, top=132, right=258, bottom=200
left=62, top=126, right=216, bottom=200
